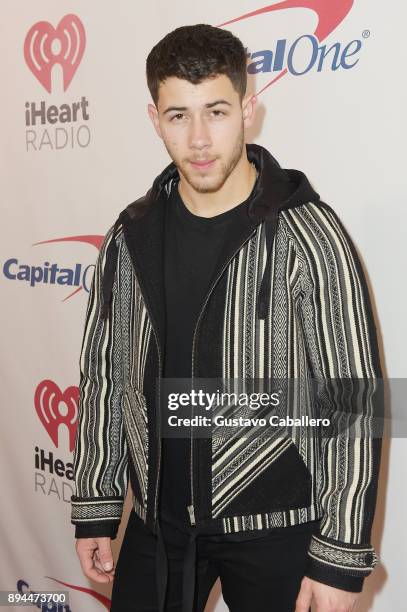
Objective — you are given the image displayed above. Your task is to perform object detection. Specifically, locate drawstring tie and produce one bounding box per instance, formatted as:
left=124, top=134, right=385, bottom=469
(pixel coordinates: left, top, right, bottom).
left=100, top=218, right=121, bottom=319
left=156, top=519, right=198, bottom=612
left=156, top=520, right=168, bottom=611
left=256, top=211, right=279, bottom=320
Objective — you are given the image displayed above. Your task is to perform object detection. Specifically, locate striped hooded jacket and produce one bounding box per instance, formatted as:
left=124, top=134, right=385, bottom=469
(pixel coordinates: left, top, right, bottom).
left=71, top=143, right=382, bottom=592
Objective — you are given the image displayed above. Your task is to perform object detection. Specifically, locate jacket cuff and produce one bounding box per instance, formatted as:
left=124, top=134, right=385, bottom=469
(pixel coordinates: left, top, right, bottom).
left=71, top=495, right=124, bottom=539
left=74, top=522, right=119, bottom=539
left=305, top=534, right=379, bottom=593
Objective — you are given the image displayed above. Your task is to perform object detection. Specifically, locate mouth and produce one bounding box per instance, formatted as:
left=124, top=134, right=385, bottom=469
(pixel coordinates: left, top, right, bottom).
left=190, top=158, right=216, bottom=170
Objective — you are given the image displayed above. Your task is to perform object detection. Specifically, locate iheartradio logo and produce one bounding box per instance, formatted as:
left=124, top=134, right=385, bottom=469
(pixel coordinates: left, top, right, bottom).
left=24, top=14, right=86, bottom=93
left=23, top=15, right=90, bottom=151
left=33, top=381, right=78, bottom=504
left=34, top=380, right=79, bottom=451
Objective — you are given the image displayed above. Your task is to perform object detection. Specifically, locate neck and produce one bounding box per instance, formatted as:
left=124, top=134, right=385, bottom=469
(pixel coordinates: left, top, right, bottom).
left=177, top=149, right=257, bottom=218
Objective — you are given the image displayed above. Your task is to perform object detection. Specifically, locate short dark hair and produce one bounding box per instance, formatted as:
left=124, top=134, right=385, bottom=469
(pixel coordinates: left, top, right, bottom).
left=146, top=24, right=247, bottom=106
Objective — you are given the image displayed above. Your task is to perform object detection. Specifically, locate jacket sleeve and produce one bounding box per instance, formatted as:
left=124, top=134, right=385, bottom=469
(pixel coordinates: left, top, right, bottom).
left=293, top=201, right=383, bottom=592
left=71, top=224, right=128, bottom=539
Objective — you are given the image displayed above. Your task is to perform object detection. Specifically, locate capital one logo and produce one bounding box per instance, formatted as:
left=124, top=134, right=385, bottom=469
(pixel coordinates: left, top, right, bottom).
left=31, top=234, right=104, bottom=301
left=35, top=380, right=79, bottom=451
left=3, top=233, right=103, bottom=301
left=217, top=0, right=362, bottom=95
left=24, top=14, right=86, bottom=93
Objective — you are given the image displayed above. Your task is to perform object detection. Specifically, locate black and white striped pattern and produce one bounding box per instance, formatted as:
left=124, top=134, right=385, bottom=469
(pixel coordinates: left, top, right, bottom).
left=71, top=198, right=381, bottom=579
left=284, top=203, right=380, bottom=549
left=214, top=213, right=316, bottom=520
left=214, top=201, right=380, bottom=576
left=72, top=225, right=151, bottom=525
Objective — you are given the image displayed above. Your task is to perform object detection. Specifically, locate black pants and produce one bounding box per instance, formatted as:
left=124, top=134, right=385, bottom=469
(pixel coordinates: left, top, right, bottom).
left=111, top=510, right=317, bottom=612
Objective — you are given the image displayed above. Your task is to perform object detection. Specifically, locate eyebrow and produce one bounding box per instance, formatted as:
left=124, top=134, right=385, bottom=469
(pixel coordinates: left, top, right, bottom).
left=162, top=99, right=232, bottom=115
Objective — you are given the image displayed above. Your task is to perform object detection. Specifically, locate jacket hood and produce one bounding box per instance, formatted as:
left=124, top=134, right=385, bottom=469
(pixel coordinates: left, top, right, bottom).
left=123, top=142, right=319, bottom=223
left=101, top=143, right=320, bottom=320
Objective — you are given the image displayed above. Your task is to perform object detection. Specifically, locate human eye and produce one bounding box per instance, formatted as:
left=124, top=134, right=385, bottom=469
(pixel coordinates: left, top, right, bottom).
left=211, top=110, right=225, bottom=117
left=170, top=113, right=185, bottom=122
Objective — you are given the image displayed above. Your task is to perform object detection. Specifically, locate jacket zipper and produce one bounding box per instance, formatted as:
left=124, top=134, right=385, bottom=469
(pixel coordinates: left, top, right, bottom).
left=122, top=234, right=163, bottom=529
left=188, top=226, right=258, bottom=526
left=151, top=328, right=163, bottom=525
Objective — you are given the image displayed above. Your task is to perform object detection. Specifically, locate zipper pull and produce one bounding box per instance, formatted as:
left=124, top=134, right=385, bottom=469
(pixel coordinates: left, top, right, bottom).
left=187, top=504, right=196, bottom=526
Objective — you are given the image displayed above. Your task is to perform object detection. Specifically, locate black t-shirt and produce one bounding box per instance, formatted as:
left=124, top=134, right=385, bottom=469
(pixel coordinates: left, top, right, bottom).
left=160, top=180, right=249, bottom=525
left=159, top=178, right=280, bottom=541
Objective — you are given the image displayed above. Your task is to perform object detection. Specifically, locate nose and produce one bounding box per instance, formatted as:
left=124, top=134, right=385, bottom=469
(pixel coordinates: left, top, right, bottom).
left=189, top=115, right=211, bottom=150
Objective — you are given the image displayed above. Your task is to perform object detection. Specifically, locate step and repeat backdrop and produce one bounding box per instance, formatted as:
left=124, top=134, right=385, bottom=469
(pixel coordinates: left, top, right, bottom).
left=1, top=1, right=406, bottom=611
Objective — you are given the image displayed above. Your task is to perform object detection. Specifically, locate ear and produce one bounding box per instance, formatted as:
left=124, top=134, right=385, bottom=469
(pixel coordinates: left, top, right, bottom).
left=242, top=93, right=256, bottom=129
left=147, top=103, right=162, bottom=139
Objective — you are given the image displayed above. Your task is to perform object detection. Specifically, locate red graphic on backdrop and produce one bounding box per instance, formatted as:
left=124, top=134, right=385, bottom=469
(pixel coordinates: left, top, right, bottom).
left=24, top=14, right=86, bottom=93
left=33, top=234, right=104, bottom=251
left=46, top=576, right=110, bottom=609
left=35, top=380, right=79, bottom=451
left=218, top=0, right=354, bottom=95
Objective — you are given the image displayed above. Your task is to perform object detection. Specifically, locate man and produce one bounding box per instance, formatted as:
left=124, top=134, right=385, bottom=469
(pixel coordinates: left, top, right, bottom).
left=71, top=24, right=382, bottom=612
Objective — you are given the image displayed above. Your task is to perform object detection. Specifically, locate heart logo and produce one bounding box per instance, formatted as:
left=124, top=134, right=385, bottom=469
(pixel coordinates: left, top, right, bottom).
left=34, top=380, right=79, bottom=451
left=217, top=0, right=354, bottom=95
left=24, top=14, right=86, bottom=93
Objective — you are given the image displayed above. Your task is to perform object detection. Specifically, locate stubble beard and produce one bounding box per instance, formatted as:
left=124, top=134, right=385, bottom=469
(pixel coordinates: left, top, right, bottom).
left=165, top=123, right=245, bottom=194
